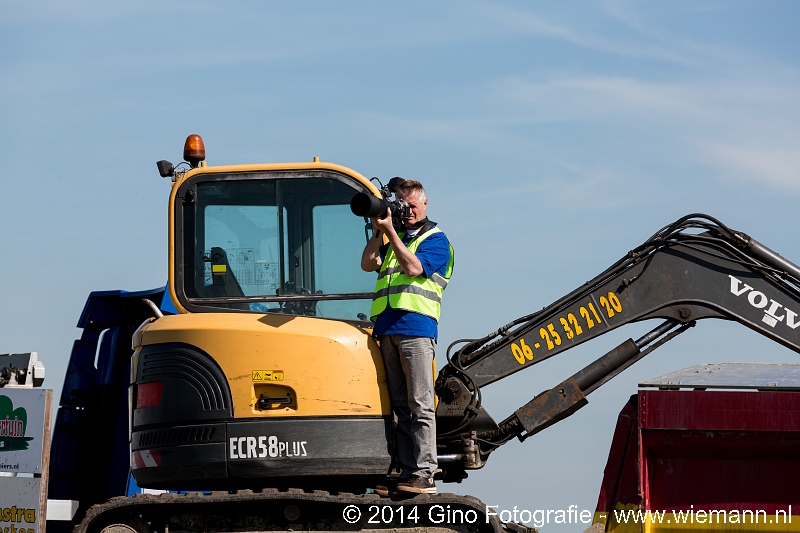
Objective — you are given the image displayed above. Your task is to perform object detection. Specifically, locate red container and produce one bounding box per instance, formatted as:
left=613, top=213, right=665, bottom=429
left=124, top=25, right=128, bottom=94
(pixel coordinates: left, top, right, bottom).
left=594, top=364, right=800, bottom=531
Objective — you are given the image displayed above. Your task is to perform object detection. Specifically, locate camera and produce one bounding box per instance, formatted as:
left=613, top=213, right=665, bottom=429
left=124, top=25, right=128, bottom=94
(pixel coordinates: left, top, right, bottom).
left=350, top=177, right=409, bottom=231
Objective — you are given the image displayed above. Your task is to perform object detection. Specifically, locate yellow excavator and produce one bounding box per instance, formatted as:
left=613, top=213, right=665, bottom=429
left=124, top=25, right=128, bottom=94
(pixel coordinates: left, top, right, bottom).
left=61, top=135, right=800, bottom=533
left=134, top=135, right=396, bottom=488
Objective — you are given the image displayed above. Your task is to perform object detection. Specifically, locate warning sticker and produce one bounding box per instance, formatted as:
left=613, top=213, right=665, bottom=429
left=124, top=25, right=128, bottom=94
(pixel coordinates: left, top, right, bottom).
left=252, top=371, right=284, bottom=382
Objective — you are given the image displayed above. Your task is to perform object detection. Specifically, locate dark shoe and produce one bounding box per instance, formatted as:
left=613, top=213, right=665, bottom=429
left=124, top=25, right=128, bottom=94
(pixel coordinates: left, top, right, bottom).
left=396, top=475, right=436, bottom=495
left=373, top=476, right=407, bottom=497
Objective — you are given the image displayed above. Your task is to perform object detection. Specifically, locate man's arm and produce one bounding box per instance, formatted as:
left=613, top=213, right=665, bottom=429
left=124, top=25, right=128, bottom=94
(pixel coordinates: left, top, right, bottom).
left=412, top=232, right=451, bottom=278
left=360, top=226, right=383, bottom=272
left=373, top=209, right=424, bottom=277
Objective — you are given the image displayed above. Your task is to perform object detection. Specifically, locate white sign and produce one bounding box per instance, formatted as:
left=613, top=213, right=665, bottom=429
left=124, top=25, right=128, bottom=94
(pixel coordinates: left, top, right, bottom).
left=0, top=390, right=51, bottom=474
left=0, top=477, right=45, bottom=533
left=0, top=388, right=51, bottom=533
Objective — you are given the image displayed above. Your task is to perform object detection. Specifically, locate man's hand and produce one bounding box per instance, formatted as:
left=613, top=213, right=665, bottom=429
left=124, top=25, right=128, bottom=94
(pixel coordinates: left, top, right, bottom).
left=373, top=207, right=395, bottom=235
left=376, top=208, right=424, bottom=277
left=362, top=207, right=424, bottom=277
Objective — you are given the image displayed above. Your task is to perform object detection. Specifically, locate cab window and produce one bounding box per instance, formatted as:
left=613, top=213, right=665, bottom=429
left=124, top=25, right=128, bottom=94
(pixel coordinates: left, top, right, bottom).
left=178, top=172, right=375, bottom=321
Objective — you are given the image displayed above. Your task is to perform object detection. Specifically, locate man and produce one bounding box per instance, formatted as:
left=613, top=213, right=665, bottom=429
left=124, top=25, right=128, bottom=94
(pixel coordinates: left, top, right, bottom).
left=361, top=180, right=454, bottom=495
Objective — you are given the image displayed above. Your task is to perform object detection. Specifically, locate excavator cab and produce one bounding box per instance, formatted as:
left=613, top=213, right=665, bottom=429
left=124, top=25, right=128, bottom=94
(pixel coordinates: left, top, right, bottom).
left=173, top=166, right=378, bottom=320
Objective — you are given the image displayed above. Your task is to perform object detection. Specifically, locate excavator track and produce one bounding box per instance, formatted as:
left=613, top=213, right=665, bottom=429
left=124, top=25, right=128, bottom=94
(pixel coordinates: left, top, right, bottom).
left=76, top=489, right=521, bottom=533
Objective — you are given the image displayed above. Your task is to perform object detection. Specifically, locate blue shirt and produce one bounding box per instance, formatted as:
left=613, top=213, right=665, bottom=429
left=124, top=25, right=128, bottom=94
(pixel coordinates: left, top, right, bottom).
left=372, top=227, right=452, bottom=341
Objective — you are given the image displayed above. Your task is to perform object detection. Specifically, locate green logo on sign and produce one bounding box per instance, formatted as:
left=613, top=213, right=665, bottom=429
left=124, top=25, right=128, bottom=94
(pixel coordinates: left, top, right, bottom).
left=0, top=395, right=33, bottom=452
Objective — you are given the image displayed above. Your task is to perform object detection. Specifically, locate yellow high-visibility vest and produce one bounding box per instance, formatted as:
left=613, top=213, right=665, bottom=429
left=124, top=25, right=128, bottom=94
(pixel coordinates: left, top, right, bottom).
left=370, top=227, right=454, bottom=322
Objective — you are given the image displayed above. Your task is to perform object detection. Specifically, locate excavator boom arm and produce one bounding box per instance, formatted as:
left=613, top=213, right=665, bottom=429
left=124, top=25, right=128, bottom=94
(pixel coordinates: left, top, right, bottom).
left=454, top=214, right=800, bottom=386
left=465, top=234, right=800, bottom=387
left=435, top=214, right=800, bottom=473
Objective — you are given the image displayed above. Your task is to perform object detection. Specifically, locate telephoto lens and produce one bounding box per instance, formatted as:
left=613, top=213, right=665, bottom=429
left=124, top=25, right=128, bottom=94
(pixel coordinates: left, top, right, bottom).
left=350, top=193, right=390, bottom=219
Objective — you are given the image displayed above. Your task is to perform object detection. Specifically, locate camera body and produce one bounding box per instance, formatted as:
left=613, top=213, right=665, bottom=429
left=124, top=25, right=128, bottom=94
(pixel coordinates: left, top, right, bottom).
left=350, top=177, right=409, bottom=231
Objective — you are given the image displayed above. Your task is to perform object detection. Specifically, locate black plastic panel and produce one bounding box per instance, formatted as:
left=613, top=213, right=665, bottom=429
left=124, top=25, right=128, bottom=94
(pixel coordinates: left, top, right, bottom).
left=134, top=343, right=233, bottom=427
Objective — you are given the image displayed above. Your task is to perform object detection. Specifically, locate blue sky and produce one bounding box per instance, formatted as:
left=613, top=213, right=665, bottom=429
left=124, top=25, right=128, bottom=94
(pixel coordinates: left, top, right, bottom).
left=3, top=2, right=800, bottom=530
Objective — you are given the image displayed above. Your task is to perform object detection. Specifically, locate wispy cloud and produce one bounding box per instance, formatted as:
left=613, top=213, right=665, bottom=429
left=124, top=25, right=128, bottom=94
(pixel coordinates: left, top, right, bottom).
left=508, top=75, right=800, bottom=189
left=472, top=2, right=707, bottom=68
left=497, top=75, right=710, bottom=120
left=701, top=143, right=800, bottom=190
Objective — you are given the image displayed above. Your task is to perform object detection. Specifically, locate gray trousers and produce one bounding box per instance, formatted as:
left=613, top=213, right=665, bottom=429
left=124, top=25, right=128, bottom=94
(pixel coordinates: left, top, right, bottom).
left=379, top=334, right=438, bottom=478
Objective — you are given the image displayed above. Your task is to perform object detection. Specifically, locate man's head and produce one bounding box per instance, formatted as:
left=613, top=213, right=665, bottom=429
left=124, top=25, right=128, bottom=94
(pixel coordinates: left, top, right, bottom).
left=395, top=180, right=428, bottom=228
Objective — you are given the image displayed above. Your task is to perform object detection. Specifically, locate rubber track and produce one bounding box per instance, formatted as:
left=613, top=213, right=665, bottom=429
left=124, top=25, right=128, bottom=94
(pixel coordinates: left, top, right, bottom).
left=75, top=489, right=518, bottom=533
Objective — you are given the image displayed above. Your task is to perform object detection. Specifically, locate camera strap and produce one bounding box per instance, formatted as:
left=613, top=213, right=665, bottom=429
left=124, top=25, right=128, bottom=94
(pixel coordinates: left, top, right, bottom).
left=405, top=218, right=435, bottom=238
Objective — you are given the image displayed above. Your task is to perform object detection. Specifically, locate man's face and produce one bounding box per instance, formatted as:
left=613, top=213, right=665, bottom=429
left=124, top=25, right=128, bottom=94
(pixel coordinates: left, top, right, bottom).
left=396, top=190, right=427, bottom=227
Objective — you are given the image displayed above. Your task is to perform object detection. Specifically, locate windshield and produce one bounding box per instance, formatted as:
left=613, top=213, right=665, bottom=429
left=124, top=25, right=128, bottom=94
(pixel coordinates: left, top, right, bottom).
left=176, top=171, right=376, bottom=321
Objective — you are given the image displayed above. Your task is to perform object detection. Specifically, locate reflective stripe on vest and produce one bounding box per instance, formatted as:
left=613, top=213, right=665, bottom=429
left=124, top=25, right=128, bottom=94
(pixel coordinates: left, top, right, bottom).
left=370, top=227, right=454, bottom=322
